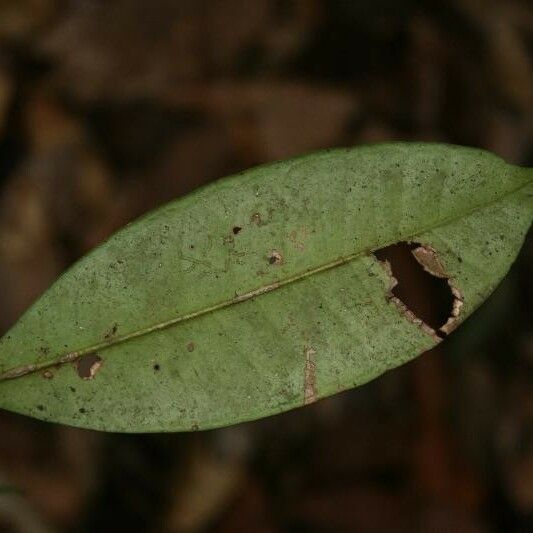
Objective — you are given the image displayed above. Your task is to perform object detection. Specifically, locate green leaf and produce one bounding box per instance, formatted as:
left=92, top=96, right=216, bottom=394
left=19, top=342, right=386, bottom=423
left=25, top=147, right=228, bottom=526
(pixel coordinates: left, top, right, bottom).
left=0, top=143, right=531, bottom=432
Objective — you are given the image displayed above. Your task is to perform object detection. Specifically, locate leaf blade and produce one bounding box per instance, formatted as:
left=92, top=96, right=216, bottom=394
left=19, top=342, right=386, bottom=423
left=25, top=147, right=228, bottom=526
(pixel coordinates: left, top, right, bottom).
left=0, top=143, right=531, bottom=431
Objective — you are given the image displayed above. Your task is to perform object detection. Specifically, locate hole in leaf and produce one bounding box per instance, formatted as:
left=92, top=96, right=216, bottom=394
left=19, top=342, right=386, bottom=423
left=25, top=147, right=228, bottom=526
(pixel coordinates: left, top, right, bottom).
left=373, top=242, right=455, bottom=332
left=153, top=363, right=161, bottom=371
left=76, top=353, right=103, bottom=380
left=232, top=226, right=242, bottom=235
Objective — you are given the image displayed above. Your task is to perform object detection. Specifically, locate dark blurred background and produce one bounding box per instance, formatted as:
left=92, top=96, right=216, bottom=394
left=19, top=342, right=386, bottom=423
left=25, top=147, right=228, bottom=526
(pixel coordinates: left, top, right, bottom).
left=0, top=1, right=532, bottom=532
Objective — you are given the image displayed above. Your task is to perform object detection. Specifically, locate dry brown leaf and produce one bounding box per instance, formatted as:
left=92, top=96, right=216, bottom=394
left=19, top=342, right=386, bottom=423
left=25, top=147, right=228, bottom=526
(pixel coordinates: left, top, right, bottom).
left=165, top=428, right=250, bottom=532
left=0, top=64, right=13, bottom=136
left=487, top=16, right=533, bottom=112
left=163, top=81, right=357, bottom=159
left=0, top=0, right=57, bottom=41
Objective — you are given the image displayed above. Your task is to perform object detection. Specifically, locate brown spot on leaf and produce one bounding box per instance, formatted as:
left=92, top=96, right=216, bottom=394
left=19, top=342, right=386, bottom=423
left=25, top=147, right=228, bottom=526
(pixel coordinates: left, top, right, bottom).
left=289, top=227, right=310, bottom=251
left=104, top=323, right=118, bottom=340
left=186, top=342, right=195, bottom=352
left=251, top=213, right=262, bottom=225
left=268, top=250, right=283, bottom=265
left=42, top=370, right=54, bottom=379
left=76, top=353, right=103, bottom=380
left=304, top=347, right=317, bottom=405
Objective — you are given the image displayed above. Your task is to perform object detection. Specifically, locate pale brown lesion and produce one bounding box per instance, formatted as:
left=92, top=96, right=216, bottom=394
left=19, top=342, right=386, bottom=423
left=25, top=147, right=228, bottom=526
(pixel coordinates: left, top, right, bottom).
left=268, top=250, right=283, bottom=266
left=440, top=281, right=464, bottom=335
left=303, top=346, right=317, bottom=405
left=411, top=244, right=447, bottom=278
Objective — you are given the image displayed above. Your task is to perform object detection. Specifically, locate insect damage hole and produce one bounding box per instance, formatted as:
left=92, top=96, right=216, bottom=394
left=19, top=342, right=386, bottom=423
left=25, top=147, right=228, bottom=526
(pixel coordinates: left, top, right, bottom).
left=374, top=242, right=456, bottom=337
left=76, top=353, right=103, bottom=380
